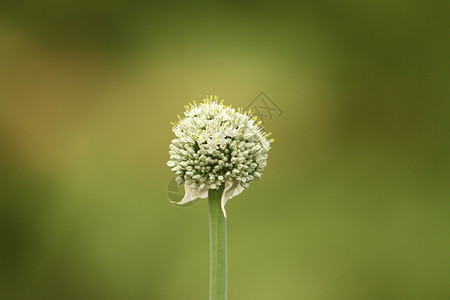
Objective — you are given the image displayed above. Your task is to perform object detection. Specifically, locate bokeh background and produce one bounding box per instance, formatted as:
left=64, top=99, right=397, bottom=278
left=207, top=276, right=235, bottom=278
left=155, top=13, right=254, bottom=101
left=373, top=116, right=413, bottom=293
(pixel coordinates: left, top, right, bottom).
left=1, top=1, right=449, bottom=299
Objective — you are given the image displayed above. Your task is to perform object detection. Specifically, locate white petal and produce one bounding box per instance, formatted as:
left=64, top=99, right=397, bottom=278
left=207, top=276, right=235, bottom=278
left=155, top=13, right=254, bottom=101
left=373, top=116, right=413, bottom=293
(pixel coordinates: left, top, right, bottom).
left=171, top=183, right=208, bottom=205
left=220, top=181, right=245, bottom=218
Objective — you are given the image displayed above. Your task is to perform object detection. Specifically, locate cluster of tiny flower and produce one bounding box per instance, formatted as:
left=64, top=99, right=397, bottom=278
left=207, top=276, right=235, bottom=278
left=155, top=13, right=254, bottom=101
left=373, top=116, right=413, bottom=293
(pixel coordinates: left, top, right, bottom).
left=167, top=96, right=273, bottom=208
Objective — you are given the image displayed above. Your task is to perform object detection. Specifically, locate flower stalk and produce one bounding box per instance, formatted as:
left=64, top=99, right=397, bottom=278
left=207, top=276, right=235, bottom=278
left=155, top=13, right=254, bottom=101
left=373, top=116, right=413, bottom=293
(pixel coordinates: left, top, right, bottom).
left=208, top=184, right=227, bottom=300
left=167, top=96, right=273, bottom=299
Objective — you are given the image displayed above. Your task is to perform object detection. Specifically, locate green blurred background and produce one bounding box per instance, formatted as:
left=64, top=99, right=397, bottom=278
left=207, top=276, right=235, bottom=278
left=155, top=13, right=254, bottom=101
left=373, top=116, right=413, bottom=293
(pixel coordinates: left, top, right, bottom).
left=1, top=1, right=449, bottom=299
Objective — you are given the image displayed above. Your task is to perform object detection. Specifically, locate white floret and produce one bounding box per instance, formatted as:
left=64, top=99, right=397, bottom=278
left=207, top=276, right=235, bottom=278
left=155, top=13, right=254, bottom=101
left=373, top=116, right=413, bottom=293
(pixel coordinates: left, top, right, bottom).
left=167, top=96, right=273, bottom=217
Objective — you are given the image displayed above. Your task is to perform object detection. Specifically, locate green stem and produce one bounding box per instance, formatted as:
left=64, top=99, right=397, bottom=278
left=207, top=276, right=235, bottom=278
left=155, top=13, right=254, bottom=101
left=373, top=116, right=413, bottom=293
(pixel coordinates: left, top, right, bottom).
left=208, top=185, right=227, bottom=300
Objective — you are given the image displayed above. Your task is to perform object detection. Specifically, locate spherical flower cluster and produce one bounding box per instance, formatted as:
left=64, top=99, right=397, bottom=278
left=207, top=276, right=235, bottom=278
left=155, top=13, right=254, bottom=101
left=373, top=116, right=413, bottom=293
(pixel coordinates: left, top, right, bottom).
left=167, top=96, right=273, bottom=217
